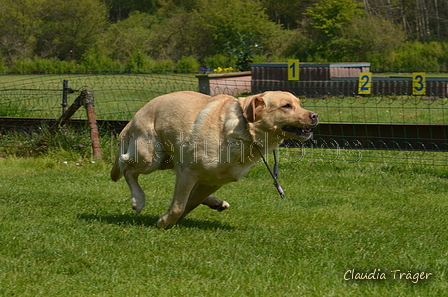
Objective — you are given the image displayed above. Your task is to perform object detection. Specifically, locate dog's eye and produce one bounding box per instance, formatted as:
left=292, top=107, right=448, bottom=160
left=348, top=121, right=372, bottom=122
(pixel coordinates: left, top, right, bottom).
left=282, top=104, right=293, bottom=109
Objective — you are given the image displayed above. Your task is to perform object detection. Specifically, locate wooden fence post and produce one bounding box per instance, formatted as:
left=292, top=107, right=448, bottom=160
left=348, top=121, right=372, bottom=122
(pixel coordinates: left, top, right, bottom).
left=81, top=90, right=102, bottom=159
left=50, top=89, right=102, bottom=159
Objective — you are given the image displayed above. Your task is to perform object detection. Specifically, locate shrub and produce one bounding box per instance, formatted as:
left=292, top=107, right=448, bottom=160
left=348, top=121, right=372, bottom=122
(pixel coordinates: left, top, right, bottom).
left=11, top=58, right=34, bottom=74
left=0, top=51, right=7, bottom=74
left=31, top=56, right=56, bottom=73
left=176, top=56, right=200, bottom=73
left=125, top=52, right=155, bottom=72
left=226, top=32, right=262, bottom=71
left=54, top=60, right=78, bottom=74
left=81, top=50, right=121, bottom=72
left=203, top=54, right=233, bottom=69
left=388, top=41, right=448, bottom=72
left=152, top=59, right=176, bottom=72
left=0, top=62, right=7, bottom=74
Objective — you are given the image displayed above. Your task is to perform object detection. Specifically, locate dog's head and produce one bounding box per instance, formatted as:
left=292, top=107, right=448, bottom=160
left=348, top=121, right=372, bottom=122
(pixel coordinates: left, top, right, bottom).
left=240, top=91, right=318, bottom=141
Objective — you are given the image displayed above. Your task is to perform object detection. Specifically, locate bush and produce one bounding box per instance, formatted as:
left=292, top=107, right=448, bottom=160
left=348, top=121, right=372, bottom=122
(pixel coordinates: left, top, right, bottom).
left=385, top=41, right=448, bottom=72
left=81, top=50, right=122, bottom=72
left=0, top=51, right=7, bottom=74
left=202, top=54, right=234, bottom=69
left=11, top=58, right=34, bottom=74
left=55, top=60, right=78, bottom=74
left=8, top=56, right=78, bottom=74
left=152, top=59, right=176, bottom=72
left=125, top=52, right=155, bottom=72
left=226, top=32, right=262, bottom=71
left=0, top=62, right=7, bottom=74
left=176, top=56, right=200, bottom=73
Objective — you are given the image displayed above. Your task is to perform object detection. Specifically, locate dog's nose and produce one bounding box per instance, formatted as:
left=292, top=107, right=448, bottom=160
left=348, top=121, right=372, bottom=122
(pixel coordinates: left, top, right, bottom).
left=309, top=112, right=318, bottom=121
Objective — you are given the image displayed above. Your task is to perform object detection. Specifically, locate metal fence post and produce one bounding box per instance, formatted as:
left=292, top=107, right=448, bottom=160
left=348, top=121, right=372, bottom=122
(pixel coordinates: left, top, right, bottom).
left=62, top=80, right=69, bottom=115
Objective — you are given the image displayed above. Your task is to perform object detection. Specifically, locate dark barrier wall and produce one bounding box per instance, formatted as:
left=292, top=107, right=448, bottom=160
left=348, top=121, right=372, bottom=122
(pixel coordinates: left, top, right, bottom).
left=251, top=63, right=448, bottom=98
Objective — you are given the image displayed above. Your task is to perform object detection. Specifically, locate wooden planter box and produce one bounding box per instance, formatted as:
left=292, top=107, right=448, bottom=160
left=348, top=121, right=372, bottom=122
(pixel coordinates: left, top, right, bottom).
left=196, top=71, right=251, bottom=96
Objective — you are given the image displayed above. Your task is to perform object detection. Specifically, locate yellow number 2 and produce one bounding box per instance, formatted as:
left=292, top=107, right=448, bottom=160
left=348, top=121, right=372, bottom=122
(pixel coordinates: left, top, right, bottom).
left=358, top=72, right=372, bottom=95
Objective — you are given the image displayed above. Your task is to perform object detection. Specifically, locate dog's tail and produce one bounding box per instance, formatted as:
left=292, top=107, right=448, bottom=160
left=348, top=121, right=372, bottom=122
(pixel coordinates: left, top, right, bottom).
left=110, top=154, right=122, bottom=181
left=110, top=123, right=131, bottom=182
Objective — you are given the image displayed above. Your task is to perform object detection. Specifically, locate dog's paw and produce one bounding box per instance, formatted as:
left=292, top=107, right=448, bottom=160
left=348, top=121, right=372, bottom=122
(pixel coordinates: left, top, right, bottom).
left=131, top=197, right=145, bottom=213
left=156, top=214, right=177, bottom=229
left=216, top=201, right=230, bottom=212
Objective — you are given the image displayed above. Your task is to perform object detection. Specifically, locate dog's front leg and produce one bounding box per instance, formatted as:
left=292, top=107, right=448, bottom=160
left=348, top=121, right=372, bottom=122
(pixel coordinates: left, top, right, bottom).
left=157, top=167, right=197, bottom=229
left=179, top=184, right=222, bottom=220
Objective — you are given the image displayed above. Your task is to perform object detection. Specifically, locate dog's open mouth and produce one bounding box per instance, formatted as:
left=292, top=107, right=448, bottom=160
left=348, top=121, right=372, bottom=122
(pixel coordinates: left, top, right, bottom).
left=282, top=126, right=313, bottom=139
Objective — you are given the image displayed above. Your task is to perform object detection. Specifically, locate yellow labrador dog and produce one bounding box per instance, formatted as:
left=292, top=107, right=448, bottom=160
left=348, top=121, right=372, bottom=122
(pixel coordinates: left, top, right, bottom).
left=111, top=91, right=318, bottom=228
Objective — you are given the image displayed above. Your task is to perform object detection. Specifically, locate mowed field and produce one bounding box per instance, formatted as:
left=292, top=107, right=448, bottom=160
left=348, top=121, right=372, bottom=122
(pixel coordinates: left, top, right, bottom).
left=1, top=74, right=448, bottom=295
left=0, top=156, right=447, bottom=296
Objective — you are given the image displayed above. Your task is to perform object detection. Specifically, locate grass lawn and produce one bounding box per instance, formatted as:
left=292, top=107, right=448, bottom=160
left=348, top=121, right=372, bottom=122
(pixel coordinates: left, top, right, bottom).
left=302, top=95, right=448, bottom=125
left=0, top=156, right=447, bottom=296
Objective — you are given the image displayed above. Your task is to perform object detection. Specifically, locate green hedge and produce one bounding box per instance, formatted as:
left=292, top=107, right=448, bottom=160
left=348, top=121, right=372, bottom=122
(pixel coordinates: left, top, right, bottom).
left=3, top=42, right=448, bottom=74
left=370, top=41, right=448, bottom=72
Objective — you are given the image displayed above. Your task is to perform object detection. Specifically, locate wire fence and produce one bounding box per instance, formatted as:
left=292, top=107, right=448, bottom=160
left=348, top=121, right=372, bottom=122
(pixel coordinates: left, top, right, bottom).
left=0, top=72, right=447, bottom=166
left=0, top=73, right=198, bottom=120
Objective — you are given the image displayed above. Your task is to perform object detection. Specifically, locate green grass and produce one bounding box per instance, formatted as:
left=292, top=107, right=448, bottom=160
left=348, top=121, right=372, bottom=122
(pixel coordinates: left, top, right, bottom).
left=0, top=155, right=447, bottom=296
left=302, top=95, right=448, bottom=125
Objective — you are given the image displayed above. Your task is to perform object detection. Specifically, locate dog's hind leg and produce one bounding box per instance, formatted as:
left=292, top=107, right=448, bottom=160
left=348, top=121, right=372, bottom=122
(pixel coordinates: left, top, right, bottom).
left=123, top=153, right=166, bottom=213
left=120, top=128, right=167, bottom=213
left=202, top=196, right=230, bottom=212
left=123, top=166, right=148, bottom=213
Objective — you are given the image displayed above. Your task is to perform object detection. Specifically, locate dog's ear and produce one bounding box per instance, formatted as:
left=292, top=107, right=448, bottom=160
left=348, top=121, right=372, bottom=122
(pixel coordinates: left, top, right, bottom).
left=244, top=96, right=266, bottom=122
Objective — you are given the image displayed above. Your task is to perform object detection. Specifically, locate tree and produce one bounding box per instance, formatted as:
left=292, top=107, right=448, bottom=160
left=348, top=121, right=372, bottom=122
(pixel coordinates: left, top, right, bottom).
left=193, top=0, right=283, bottom=57
left=104, top=0, right=159, bottom=21
left=95, top=11, right=157, bottom=62
left=36, top=0, right=109, bottom=60
left=360, top=0, right=448, bottom=42
left=261, top=0, right=315, bottom=29
left=305, top=0, right=365, bottom=38
left=340, top=15, right=407, bottom=62
left=146, top=10, right=210, bottom=60
left=301, top=0, right=365, bottom=61
left=0, top=0, right=47, bottom=63
left=0, top=0, right=108, bottom=63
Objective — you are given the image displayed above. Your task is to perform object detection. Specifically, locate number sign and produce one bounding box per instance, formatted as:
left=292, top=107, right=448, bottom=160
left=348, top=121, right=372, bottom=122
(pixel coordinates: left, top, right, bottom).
left=358, top=72, right=372, bottom=95
left=412, top=72, right=426, bottom=95
left=288, top=59, right=299, bottom=81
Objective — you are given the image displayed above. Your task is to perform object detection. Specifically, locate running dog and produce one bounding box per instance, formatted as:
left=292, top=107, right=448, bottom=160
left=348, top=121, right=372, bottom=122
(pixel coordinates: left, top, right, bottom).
left=111, top=91, right=318, bottom=228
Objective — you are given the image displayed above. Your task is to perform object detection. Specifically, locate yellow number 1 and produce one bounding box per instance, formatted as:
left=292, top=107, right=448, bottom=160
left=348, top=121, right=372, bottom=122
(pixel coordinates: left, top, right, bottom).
left=288, top=59, right=299, bottom=81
